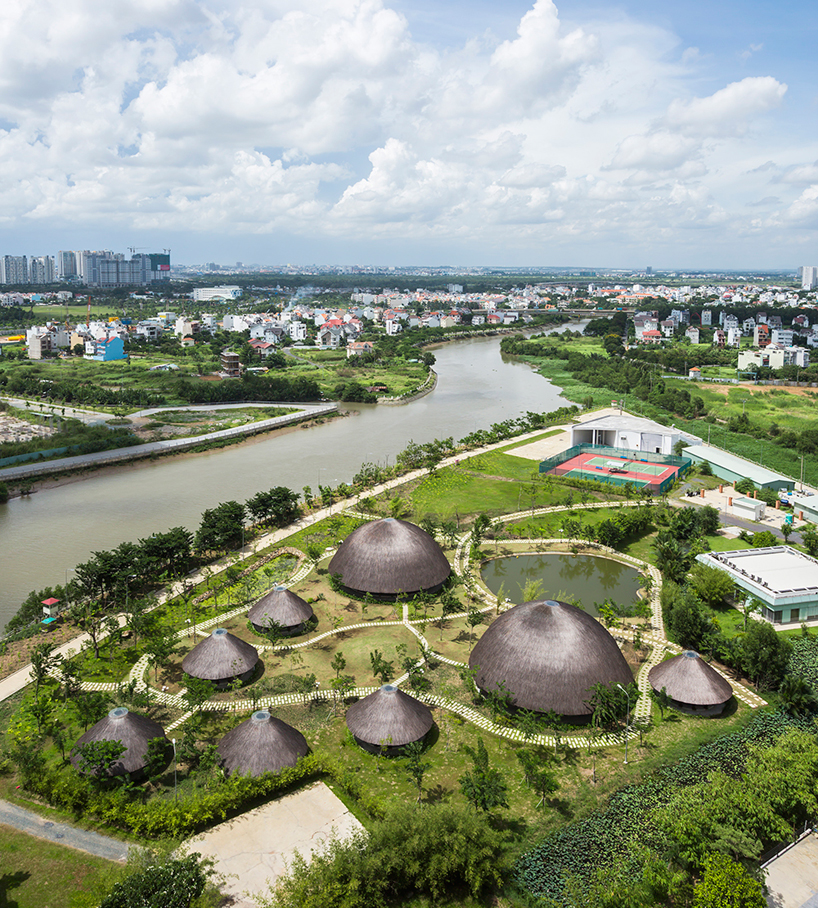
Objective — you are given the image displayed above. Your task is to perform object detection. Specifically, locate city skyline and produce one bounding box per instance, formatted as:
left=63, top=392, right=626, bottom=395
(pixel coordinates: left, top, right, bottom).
left=1, top=0, right=816, bottom=269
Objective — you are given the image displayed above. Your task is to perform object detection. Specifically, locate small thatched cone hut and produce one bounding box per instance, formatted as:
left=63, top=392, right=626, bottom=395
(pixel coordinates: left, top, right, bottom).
left=328, top=517, right=451, bottom=599
left=181, top=628, right=259, bottom=686
left=648, top=651, right=733, bottom=716
left=70, top=707, right=168, bottom=778
left=469, top=599, right=633, bottom=721
left=248, top=586, right=314, bottom=636
left=217, top=710, right=308, bottom=777
left=346, top=684, right=434, bottom=754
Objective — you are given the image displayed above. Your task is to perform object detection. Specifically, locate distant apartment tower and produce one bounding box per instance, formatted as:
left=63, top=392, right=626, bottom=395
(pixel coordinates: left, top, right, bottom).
left=58, top=251, right=78, bottom=279
left=700, top=309, right=712, bottom=326
left=29, top=255, right=55, bottom=284
left=76, top=250, right=171, bottom=287
left=1, top=255, right=29, bottom=284
left=802, top=266, right=818, bottom=291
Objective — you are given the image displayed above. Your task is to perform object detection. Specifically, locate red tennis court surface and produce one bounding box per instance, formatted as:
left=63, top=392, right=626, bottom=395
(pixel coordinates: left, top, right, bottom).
left=547, top=451, right=681, bottom=487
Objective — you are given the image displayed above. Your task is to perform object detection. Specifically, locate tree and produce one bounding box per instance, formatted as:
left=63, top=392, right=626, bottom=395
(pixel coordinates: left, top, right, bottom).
left=403, top=740, right=431, bottom=804
left=740, top=621, right=791, bottom=690
left=650, top=685, right=672, bottom=720
left=459, top=738, right=509, bottom=813
left=781, top=521, right=794, bottom=544
left=100, top=852, right=210, bottom=908
left=194, top=500, right=245, bottom=553
left=74, top=738, right=126, bottom=781
left=29, top=641, right=59, bottom=704
left=778, top=674, right=818, bottom=715
left=183, top=676, right=215, bottom=712
left=801, top=523, right=818, bottom=557
left=369, top=649, right=394, bottom=684
left=466, top=606, right=484, bottom=652
left=70, top=599, right=109, bottom=660
left=74, top=690, right=110, bottom=731
left=693, top=853, right=765, bottom=908
left=689, top=563, right=734, bottom=609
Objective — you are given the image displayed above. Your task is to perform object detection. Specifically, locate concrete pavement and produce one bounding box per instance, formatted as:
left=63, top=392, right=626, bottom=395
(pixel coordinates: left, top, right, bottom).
left=0, top=800, right=130, bottom=863
left=189, top=782, right=363, bottom=907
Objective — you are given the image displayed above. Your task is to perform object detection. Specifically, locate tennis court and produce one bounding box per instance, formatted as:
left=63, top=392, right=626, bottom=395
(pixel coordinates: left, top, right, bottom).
left=546, top=451, right=682, bottom=489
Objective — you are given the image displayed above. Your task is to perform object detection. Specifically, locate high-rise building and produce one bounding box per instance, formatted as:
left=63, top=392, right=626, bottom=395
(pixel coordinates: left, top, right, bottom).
left=29, top=255, right=55, bottom=284
left=0, top=255, right=29, bottom=284
left=802, top=266, right=818, bottom=291
left=76, top=250, right=171, bottom=286
left=57, top=251, right=78, bottom=279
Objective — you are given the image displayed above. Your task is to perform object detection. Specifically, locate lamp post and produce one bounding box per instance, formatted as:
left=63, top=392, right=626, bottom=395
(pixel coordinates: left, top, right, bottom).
left=741, top=398, right=749, bottom=415
left=172, top=737, right=177, bottom=801
left=616, top=683, right=630, bottom=764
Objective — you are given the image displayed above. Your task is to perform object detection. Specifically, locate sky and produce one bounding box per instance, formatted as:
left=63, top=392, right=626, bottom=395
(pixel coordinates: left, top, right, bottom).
left=1, top=0, right=816, bottom=270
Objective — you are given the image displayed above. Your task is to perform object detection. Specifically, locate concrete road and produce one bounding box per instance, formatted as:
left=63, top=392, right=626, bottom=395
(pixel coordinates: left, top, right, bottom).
left=0, top=800, right=130, bottom=863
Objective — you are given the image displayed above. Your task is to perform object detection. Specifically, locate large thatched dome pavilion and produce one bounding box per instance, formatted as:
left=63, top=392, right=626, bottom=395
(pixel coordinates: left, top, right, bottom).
left=328, top=518, right=451, bottom=599
left=469, top=599, right=633, bottom=721
left=71, top=707, right=168, bottom=779
left=649, top=651, right=733, bottom=716
left=346, top=684, right=434, bottom=753
left=217, top=710, right=308, bottom=777
left=248, top=586, right=314, bottom=636
left=182, top=628, right=259, bottom=686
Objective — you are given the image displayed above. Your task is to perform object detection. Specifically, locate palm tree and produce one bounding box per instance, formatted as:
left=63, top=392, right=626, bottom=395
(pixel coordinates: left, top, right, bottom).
left=779, top=675, right=818, bottom=715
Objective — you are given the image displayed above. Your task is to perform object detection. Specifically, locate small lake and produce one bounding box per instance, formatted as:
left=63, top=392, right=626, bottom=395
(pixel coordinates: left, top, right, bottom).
left=480, top=553, right=643, bottom=617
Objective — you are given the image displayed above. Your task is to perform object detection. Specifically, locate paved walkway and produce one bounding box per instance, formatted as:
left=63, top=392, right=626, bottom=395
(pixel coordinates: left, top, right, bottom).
left=764, top=831, right=818, bottom=908
left=0, top=799, right=130, bottom=863
left=0, top=402, right=337, bottom=482
left=189, top=782, right=362, bottom=907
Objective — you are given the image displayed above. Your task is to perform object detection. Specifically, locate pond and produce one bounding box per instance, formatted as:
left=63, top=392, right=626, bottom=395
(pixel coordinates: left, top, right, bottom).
left=480, top=553, right=644, bottom=617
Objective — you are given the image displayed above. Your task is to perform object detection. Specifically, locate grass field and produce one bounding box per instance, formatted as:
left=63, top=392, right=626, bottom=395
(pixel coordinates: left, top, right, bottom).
left=0, top=825, right=121, bottom=908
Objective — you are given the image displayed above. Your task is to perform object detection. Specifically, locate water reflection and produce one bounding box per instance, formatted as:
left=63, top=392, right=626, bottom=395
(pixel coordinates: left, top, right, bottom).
left=480, top=553, right=642, bottom=617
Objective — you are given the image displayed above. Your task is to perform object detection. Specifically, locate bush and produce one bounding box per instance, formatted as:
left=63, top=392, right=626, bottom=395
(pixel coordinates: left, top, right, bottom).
left=263, top=802, right=508, bottom=908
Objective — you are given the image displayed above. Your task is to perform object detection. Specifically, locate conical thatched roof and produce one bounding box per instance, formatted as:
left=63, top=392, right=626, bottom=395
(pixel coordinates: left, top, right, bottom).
left=346, top=684, right=433, bottom=748
left=70, top=707, right=167, bottom=776
left=328, top=518, right=451, bottom=597
left=248, top=586, right=314, bottom=632
left=469, top=599, right=633, bottom=718
left=217, top=710, right=308, bottom=777
left=181, top=628, right=259, bottom=682
left=649, top=651, right=733, bottom=708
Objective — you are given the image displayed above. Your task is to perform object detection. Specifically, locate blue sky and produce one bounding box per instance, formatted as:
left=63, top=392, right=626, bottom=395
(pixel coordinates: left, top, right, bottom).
left=0, top=0, right=815, bottom=270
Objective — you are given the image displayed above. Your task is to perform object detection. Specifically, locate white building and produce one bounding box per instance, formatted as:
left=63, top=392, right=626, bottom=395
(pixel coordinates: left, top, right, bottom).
left=570, top=414, right=698, bottom=456
left=802, top=266, right=818, bottom=291
left=192, top=285, right=242, bottom=301
left=29, top=255, right=55, bottom=284
left=1, top=255, right=28, bottom=284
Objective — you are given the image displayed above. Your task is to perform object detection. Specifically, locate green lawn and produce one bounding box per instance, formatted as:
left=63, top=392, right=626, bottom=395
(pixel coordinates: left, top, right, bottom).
left=0, top=826, right=122, bottom=908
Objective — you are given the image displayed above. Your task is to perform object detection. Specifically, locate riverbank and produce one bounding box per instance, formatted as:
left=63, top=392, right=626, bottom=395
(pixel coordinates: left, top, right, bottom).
left=0, top=402, right=339, bottom=487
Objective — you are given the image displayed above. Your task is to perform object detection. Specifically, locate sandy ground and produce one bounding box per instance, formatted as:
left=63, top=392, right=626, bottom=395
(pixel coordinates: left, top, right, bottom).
left=511, top=406, right=624, bottom=462
left=188, top=782, right=363, bottom=907
left=693, top=381, right=818, bottom=399
left=764, top=832, right=818, bottom=907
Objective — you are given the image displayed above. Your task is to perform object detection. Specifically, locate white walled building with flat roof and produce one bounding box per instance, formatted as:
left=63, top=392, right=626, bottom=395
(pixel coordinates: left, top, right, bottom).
left=571, top=414, right=699, bottom=456
left=192, top=285, right=241, bottom=301
left=697, top=547, right=818, bottom=625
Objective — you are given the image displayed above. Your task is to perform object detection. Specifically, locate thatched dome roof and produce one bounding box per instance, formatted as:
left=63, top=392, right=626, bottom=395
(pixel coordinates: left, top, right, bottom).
left=248, top=586, right=314, bottom=632
left=217, top=710, right=308, bottom=777
left=328, top=518, right=451, bottom=598
left=346, top=684, right=433, bottom=748
left=469, top=599, right=633, bottom=718
left=649, top=651, right=733, bottom=708
left=181, top=628, right=259, bottom=682
left=71, top=707, right=167, bottom=776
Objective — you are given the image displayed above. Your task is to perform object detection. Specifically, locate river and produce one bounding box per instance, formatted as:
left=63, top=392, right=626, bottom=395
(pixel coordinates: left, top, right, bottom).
left=0, top=324, right=584, bottom=630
